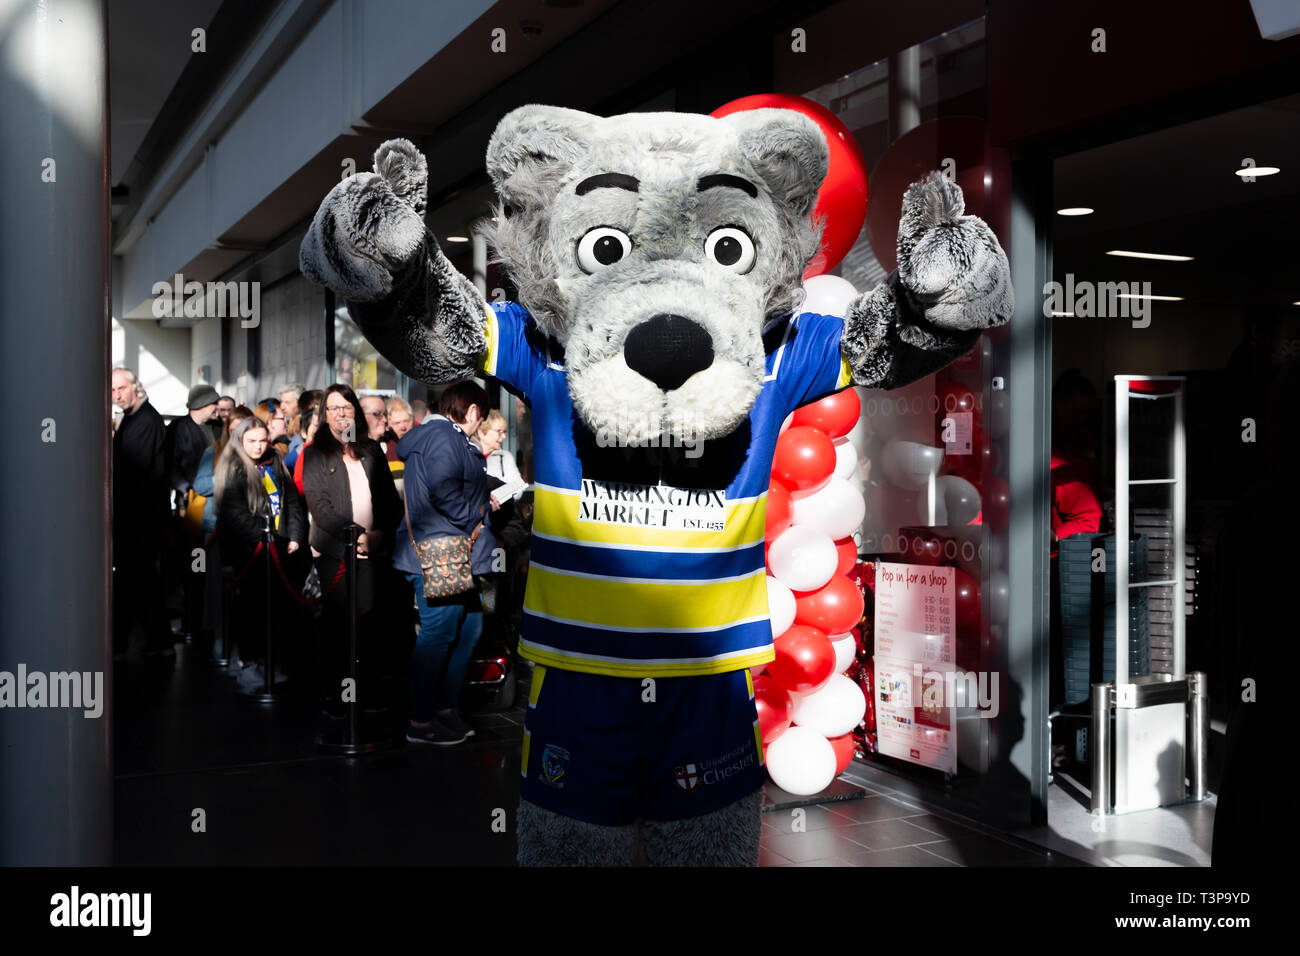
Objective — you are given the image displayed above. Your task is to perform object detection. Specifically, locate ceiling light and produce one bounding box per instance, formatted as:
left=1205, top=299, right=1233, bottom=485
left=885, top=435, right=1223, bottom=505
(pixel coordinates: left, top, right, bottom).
left=1234, top=166, right=1281, bottom=177
left=1057, top=207, right=1094, bottom=216
left=1050, top=311, right=1075, bottom=317
left=446, top=236, right=470, bottom=243
left=1115, top=293, right=1183, bottom=301
left=1105, top=250, right=1193, bottom=261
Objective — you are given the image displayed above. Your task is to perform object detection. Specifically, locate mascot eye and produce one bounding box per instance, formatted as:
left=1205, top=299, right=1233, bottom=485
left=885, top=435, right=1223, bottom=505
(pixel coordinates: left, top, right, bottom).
left=577, top=227, right=632, bottom=273
left=704, top=227, right=756, bottom=274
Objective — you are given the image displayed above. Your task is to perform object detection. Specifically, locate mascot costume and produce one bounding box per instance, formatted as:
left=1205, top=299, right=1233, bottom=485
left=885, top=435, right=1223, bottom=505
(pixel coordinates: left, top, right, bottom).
left=299, top=105, right=1012, bottom=866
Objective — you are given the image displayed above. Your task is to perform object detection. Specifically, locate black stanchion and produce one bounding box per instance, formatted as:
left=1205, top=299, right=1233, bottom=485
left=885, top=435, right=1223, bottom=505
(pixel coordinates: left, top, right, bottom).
left=211, top=565, right=233, bottom=667
left=254, top=517, right=277, bottom=705
left=316, top=523, right=390, bottom=754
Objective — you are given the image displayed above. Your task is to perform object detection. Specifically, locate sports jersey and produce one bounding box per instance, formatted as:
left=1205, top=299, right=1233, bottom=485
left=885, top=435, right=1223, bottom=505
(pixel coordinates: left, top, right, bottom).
left=479, top=300, right=852, bottom=678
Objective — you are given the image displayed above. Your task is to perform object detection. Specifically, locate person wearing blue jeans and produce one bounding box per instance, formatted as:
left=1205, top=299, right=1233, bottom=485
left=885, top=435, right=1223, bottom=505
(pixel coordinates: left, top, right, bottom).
left=405, top=580, right=483, bottom=735
left=393, top=381, right=498, bottom=746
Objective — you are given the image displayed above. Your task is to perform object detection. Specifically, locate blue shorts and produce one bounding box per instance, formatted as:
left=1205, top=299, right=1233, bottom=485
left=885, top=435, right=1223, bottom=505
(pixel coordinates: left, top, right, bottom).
left=519, top=666, right=765, bottom=826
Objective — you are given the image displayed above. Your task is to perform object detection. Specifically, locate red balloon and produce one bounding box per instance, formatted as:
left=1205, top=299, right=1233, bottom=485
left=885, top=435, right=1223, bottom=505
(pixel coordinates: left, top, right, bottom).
left=765, top=481, right=792, bottom=541
left=794, top=575, right=865, bottom=635
left=954, top=568, right=981, bottom=632
left=833, top=536, right=858, bottom=576
left=710, top=94, right=868, bottom=277
left=769, top=624, right=836, bottom=693
left=828, top=732, right=857, bottom=775
left=791, top=389, right=861, bottom=439
left=771, top=426, right=835, bottom=492
left=754, top=676, right=794, bottom=745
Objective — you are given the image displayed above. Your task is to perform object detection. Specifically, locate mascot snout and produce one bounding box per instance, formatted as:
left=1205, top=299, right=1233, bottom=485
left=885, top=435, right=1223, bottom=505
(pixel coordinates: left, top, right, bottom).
left=623, top=314, right=715, bottom=391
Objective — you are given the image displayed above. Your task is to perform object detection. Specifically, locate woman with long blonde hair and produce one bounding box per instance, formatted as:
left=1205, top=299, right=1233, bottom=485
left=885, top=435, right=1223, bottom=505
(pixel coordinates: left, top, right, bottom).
left=216, top=416, right=308, bottom=690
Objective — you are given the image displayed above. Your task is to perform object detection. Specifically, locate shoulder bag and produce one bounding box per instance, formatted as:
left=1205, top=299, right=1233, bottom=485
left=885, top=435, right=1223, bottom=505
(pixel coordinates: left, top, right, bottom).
left=402, top=480, right=483, bottom=599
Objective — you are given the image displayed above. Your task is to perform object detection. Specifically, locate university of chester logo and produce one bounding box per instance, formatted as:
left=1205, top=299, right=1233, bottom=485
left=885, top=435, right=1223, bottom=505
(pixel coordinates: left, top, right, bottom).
left=674, top=764, right=700, bottom=793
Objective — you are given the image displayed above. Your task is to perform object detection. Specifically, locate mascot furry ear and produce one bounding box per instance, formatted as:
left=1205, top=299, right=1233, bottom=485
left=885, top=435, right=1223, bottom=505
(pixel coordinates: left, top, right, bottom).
left=300, top=105, right=1011, bottom=867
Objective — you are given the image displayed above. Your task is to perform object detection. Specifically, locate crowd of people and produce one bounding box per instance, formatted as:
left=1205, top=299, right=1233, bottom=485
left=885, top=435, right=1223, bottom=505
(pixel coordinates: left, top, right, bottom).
left=110, top=369, right=529, bottom=746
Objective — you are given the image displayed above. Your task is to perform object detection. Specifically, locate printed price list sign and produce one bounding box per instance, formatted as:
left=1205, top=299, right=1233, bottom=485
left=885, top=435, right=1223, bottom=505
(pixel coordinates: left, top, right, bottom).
left=873, top=562, right=958, bottom=773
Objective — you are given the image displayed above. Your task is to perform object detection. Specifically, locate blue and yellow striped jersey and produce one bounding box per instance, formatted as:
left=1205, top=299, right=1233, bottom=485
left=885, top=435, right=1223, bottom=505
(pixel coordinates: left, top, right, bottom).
left=479, top=301, right=852, bottom=678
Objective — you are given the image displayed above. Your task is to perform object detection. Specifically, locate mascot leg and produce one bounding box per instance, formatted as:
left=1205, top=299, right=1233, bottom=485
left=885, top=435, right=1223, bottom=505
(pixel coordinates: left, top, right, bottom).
left=517, top=799, right=637, bottom=867
left=639, top=789, right=762, bottom=867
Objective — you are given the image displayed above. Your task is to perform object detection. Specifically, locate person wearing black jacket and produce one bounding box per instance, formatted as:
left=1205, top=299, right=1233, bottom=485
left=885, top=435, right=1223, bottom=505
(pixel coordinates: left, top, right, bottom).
left=166, top=384, right=221, bottom=500
left=215, top=415, right=308, bottom=691
left=393, top=381, right=498, bottom=746
left=301, top=384, right=402, bottom=717
left=111, top=367, right=174, bottom=657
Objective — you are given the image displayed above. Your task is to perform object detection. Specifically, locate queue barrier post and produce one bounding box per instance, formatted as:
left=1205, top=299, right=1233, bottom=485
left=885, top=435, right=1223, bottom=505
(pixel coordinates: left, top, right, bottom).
left=316, top=523, right=390, bottom=754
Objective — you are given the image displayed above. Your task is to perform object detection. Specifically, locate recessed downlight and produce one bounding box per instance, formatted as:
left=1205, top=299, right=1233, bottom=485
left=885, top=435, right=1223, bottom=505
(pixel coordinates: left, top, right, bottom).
left=1106, top=250, right=1193, bottom=261
left=1115, top=293, right=1184, bottom=301
left=446, top=235, right=470, bottom=243
left=1235, top=166, right=1281, bottom=177
left=1057, top=207, right=1094, bottom=216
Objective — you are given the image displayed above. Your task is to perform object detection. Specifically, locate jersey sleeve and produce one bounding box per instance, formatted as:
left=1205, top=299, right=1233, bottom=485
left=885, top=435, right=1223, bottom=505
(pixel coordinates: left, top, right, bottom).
left=772, top=311, right=854, bottom=417
left=477, top=300, right=547, bottom=399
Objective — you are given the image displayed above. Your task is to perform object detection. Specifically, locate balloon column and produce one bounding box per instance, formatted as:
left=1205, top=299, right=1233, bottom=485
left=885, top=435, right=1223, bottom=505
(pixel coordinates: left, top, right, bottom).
left=760, top=375, right=870, bottom=796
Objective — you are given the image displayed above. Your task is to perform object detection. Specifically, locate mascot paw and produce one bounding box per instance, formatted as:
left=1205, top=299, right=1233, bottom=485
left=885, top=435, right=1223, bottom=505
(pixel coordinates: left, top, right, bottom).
left=298, top=139, right=429, bottom=303
left=639, top=790, right=762, bottom=867
left=516, top=800, right=637, bottom=867
left=895, top=172, right=1012, bottom=331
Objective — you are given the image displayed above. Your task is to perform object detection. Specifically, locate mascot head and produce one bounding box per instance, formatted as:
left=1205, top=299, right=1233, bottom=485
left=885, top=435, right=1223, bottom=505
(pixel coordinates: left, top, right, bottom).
left=484, top=106, right=828, bottom=446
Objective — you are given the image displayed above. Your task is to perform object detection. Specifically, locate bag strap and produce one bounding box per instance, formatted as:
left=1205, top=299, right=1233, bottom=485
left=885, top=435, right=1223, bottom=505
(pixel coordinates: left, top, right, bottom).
left=402, top=452, right=484, bottom=547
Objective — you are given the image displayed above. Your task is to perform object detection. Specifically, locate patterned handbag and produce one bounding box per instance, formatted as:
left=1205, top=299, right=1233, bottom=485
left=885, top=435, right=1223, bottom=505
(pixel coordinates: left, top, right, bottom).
left=403, top=482, right=483, bottom=599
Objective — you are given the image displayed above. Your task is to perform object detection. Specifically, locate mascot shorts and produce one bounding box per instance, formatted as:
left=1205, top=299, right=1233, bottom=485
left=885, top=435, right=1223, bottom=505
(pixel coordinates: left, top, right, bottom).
left=519, top=665, right=766, bottom=826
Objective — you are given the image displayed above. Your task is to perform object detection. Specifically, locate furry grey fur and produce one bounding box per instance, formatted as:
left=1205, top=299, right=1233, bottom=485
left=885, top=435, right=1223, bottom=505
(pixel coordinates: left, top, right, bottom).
left=843, top=173, right=1013, bottom=389
left=484, top=105, right=828, bottom=443
left=517, top=791, right=761, bottom=867
left=298, top=141, right=485, bottom=385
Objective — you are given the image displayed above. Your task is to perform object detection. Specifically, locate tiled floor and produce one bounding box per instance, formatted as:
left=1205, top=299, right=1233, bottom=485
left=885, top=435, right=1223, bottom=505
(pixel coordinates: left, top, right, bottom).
left=114, top=623, right=1081, bottom=867
left=758, top=783, right=1078, bottom=867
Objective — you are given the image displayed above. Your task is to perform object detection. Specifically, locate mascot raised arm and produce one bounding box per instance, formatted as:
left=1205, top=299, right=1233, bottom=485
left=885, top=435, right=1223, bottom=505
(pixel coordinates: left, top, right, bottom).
left=300, top=105, right=1012, bottom=866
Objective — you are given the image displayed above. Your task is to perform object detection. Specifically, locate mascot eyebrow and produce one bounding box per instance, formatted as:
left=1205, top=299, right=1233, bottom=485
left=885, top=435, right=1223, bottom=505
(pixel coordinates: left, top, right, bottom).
left=574, top=172, right=758, bottom=198
left=696, top=173, right=758, bottom=197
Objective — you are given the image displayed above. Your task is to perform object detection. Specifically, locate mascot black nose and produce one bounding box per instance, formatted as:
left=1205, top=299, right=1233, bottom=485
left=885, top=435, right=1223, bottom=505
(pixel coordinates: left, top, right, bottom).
left=623, top=314, right=714, bottom=391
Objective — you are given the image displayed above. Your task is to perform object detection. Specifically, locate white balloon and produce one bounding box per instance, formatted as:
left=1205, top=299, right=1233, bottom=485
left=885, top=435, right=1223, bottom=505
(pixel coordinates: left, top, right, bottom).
left=789, top=477, right=866, bottom=540
left=791, top=673, right=867, bottom=737
left=830, top=632, right=857, bottom=673
left=800, top=274, right=859, bottom=317
left=881, top=439, right=945, bottom=490
left=833, top=437, right=858, bottom=481
left=768, top=525, right=837, bottom=593
left=930, top=474, right=982, bottom=527
left=766, top=576, right=796, bottom=639
left=764, top=725, right=838, bottom=795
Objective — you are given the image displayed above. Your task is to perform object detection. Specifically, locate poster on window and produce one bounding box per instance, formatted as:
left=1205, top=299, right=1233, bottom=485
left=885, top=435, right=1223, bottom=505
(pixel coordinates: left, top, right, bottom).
left=873, top=562, right=957, bottom=773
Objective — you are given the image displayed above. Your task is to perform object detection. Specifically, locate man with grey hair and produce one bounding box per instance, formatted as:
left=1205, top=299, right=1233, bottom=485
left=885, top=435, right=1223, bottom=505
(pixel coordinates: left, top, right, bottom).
left=277, top=383, right=305, bottom=424
left=110, top=367, right=173, bottom=658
